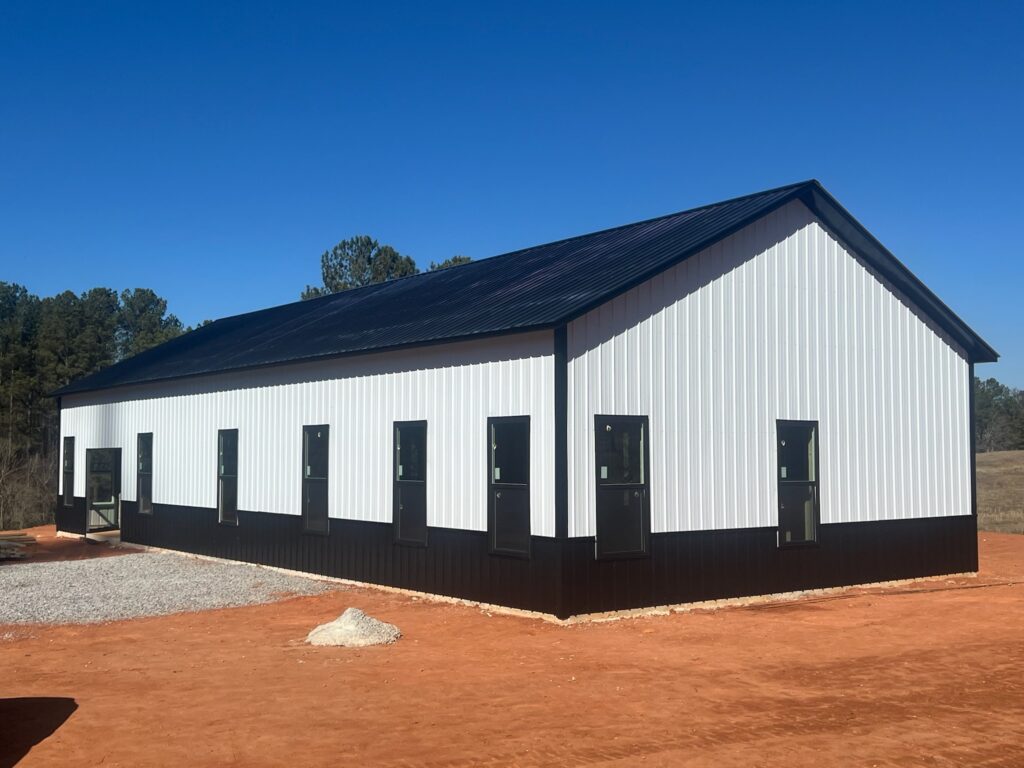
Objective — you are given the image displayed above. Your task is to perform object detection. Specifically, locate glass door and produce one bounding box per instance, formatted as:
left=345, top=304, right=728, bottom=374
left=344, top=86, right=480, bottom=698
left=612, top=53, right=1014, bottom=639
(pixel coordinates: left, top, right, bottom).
left=86, top=448, right=121, bottom=531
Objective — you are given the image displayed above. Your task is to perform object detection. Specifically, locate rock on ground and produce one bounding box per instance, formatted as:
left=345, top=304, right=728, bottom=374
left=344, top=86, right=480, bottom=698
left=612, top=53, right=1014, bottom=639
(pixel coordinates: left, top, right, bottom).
left=306, top=607, right=401, bottom=647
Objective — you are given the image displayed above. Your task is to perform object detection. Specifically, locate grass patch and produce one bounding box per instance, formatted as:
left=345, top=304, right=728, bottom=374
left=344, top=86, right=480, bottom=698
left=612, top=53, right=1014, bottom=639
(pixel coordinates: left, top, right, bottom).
left=977, top=450, right=1024, bottom=534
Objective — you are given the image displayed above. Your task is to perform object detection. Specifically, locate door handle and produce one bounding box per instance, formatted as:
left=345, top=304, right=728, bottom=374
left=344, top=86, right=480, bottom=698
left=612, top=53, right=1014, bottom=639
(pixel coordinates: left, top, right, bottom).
left=496, top=491, right=502, bottom=499
left=633, top=490, right=641, bottom=498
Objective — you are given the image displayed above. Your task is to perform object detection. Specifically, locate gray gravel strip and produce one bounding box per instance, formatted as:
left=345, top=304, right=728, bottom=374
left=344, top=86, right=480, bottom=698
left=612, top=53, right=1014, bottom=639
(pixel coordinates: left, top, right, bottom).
left=0, top=551, right=331, bottom=625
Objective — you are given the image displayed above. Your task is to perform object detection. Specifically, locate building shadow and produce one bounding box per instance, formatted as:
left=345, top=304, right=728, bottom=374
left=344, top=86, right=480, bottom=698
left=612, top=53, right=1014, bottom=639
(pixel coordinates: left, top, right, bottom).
left=0, top=697, right=78, bottom=768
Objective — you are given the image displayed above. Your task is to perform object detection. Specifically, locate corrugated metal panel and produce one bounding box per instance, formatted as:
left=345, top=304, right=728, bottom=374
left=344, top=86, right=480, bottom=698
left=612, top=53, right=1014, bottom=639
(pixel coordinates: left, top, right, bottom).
left=567, top=200, right=971, bottom=537
left=120, top=506, right=566, bottom=616
left=53, top=181, right=996, bottom=398
left=60, top=332, right=555, bottom=536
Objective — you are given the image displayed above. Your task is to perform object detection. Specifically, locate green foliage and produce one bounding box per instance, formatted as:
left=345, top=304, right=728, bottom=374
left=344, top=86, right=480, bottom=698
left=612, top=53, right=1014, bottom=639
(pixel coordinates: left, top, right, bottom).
left=300, top=234, right=474, bottom=299
left=1, top=280, right=186, bottom=526
left=428, top=255, right=472, bottom=271
left=975, top=377, right=1024, bottom=452
left=302, top=236, right=418, bottom=299
left=0, top=283, right=43, bottom=455
left=0, top=281, right=184, bottom=466
left=118, top=288, right=184, bottom=360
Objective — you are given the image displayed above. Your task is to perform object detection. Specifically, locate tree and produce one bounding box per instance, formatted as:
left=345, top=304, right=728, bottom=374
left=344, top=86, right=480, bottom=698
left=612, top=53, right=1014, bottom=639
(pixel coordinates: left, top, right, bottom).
left=0, top=283, right=42, bottom=453
left=302, top=236, right=418, bottom=299
left=428, top=255, right=472, bottom=271
left=36, top=291, right=85, bottom=396
left=0, top=283, right=186, bottom=526
left=117, top=288, right=184, bottom=360
left=36, top=288, right=119, bottom=394
left=974, top=377, right=1024, bottom=452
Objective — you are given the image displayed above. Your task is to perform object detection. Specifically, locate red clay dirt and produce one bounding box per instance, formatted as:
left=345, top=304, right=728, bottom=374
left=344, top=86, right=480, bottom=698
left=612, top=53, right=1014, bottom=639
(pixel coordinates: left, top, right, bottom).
left=0, top=525, right=129, bottom=565
left=2, top=529, right=1023, bottom=767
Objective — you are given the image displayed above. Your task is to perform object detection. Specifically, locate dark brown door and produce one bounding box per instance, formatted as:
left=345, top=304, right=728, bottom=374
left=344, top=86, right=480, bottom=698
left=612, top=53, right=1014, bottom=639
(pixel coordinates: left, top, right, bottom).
left=594, top=416, right=650, bottom=559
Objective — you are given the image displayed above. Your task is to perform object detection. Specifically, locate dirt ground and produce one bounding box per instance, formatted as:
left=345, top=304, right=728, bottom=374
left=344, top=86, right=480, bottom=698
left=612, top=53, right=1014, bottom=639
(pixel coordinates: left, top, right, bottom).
left=2, top=529, right=1023, bottom=767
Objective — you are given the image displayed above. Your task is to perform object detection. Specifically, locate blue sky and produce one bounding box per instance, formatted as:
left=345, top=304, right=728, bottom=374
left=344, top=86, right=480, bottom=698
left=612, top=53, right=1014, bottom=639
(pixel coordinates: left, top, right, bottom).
left=2, top=1, right=1021, bottom=385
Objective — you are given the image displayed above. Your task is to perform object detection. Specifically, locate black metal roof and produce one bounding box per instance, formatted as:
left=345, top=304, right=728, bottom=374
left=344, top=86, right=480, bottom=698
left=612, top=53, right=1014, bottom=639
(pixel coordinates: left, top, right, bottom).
left=55, top=180, right=997, bottom=396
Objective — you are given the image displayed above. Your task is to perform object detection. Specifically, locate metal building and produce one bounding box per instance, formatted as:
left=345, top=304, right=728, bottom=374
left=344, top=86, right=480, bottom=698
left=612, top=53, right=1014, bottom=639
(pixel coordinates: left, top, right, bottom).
left=53, top=181, right=997, bottom=618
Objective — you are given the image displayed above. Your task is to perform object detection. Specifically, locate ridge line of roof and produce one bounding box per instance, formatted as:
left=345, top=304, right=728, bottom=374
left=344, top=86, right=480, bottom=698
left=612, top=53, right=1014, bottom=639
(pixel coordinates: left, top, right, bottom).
left=470, top=179, right=815, bottom=263
left=202, top=179, right=817, bottom=328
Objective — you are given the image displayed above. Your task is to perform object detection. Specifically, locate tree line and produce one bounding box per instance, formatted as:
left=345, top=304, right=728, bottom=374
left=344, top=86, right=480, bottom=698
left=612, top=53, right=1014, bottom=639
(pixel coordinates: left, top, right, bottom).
left=0, top=284, right=189, bottom=528
left=975, top=377, right=1024, bottom=452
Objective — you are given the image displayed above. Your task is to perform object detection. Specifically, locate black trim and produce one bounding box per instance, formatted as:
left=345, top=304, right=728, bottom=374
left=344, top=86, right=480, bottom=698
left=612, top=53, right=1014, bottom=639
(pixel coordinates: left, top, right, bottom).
left=801, top=186, right=997, bottom=363
left=487, top=415, right=531, bottom=559
left=969, top=362, right=978, bottom=517
left=114, top=501, right=977, bottom=620
left=121, top=502, right=564, bottom=616
left=553, top=326, right=568, bottom=539
left=553, top=326, right=569, bottom=618
left=562, top=515, right=979, bottom=616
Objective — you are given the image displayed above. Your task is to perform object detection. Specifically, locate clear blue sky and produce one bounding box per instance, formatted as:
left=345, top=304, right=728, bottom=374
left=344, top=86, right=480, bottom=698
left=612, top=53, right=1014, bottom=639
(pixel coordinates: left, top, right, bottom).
left=2, top=1, right=1021, bottom=385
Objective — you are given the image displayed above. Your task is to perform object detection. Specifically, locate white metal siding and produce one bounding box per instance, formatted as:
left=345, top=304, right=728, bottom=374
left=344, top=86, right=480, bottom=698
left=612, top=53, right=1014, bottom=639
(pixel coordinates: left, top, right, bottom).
left=567, top=200, right=971, bottom=537
left=60, top=331, right=556, bottom=536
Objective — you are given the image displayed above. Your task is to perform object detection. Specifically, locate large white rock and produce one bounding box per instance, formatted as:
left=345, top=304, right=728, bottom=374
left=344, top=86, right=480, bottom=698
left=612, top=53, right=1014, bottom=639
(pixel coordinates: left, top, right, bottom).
left=305, top=607, right=401, bottom=647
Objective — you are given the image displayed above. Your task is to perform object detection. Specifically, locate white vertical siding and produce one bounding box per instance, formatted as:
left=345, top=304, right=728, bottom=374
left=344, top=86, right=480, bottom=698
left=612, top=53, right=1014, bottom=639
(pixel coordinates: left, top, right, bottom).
left=567, top=200, right=971, bottom=537
left=60, top=331, right=556, bottom=536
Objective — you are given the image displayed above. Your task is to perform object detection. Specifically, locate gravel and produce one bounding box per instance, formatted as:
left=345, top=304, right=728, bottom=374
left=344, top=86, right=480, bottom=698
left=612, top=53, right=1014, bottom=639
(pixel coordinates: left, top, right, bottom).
left=305, top=607, right=401, bottom=647
left=0, top=551, right=331, bottom=625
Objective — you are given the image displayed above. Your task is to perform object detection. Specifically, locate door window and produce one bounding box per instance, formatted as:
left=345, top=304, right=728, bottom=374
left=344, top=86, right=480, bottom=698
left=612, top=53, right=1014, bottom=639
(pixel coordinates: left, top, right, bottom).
left=137, top=433, right=153, bottom=514
left=777, top=421, right=819, bottom=545
left=596, top=419, right=644, bottom=485
left=63, top=436, right=75, bottom=507
left=491, top=419, right=529, bottom=486
left=395, top=422, right=426, bottom=482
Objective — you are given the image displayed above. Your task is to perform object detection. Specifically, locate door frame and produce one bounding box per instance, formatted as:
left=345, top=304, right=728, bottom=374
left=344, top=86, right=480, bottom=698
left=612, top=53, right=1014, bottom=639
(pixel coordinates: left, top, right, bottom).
left=85, top=447, right=122, bottom=533
left=486, top=415, right=532, bottom=559
left=593, top=414, right=651, bottom=560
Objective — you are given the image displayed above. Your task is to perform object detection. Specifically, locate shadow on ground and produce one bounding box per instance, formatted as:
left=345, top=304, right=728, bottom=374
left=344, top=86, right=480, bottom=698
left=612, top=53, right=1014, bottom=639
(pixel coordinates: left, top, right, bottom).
left=0, top=697, right=78, bottom=768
